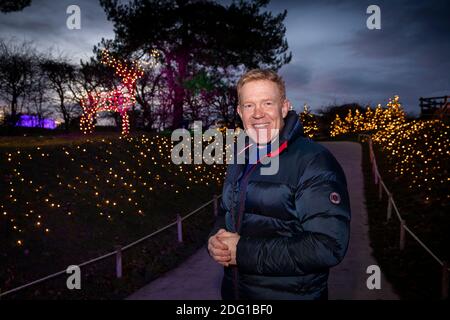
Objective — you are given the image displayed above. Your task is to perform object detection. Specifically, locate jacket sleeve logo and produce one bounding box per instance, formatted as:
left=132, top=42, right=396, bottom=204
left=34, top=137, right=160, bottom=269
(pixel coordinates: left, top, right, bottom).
left=329, top=192, right=341, bottom=205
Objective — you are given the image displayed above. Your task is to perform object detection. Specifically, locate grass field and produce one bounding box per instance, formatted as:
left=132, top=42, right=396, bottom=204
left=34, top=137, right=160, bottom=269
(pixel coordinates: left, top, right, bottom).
left=0, top=132, right=225, bottom=299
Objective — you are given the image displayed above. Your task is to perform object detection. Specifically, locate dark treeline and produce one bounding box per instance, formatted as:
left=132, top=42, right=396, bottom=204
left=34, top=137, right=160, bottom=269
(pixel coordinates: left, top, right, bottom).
left=0, top=0, right=292, bottom=133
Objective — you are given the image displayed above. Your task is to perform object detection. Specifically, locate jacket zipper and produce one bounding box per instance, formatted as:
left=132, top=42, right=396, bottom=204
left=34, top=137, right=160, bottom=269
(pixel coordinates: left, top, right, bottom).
left=232, top=164, right=259, bottom=300
left=229, top=141, right=289, bottom=300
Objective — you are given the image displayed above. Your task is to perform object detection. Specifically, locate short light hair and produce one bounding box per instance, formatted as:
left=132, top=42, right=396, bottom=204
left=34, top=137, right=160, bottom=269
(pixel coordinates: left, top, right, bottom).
left=236, top=69, right=286, bottom=104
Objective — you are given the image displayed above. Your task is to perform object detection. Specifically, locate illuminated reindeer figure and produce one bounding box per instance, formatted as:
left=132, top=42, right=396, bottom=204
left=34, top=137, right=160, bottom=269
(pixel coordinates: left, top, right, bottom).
left=80, top=50, right=143, bottom=135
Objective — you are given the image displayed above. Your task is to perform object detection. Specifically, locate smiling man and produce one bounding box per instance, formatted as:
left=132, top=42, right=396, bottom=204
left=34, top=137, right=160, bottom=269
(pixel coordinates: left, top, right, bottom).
left=207, top=69, right=351, bottom=300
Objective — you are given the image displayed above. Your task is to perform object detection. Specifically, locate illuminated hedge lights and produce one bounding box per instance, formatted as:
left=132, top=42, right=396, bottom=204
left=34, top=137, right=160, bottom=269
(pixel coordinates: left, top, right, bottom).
left=372, top=119, right=449, bottom=202
left=1, top=134, right=227, bottom=247
left=330, top=95, right=406, bottom=137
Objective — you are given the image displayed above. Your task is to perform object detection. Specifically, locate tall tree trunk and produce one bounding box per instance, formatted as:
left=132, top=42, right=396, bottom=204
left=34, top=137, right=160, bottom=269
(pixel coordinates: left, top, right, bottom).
left=171, top=50, right=189, bottom=130
left=172, top=91, right=184, bottom=130
left=62, top=104, right=70, bottom=132
left=59, top=93, right=70, bottom=132
left=9, top=87, right=18, bottom=128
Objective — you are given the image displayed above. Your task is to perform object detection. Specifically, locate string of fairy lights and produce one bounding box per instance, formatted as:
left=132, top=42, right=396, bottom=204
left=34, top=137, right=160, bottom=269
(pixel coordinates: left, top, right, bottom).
left=330, top=95, right=406, bottom=137
left=0, top=134, right=227, bottom=248
left=79, top=49, right=146, bottom=136
left=329, top=95, right=449, bottom=202
left=372, top=119, right=449, bottom=202
left=299, top=104, right=320, bottom=138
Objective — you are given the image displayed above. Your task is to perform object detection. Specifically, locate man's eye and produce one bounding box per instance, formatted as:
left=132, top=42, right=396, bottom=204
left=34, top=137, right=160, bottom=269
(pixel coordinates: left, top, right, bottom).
left=244, top=104, right=252, bottom=108
left=264, top=102, right=272, bottom=106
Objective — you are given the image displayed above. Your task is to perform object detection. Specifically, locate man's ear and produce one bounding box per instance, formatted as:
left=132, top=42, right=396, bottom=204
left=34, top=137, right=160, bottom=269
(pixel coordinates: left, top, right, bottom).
left=236, top=105, right=242, bottom=119
left=282, top=99, right=290, bottom=118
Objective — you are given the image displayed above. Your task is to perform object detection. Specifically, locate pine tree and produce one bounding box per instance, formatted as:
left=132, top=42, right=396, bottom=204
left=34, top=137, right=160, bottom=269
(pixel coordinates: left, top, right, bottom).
left=386, top=95, right=406, bottom=129
left=299, top=104, right=320, bottom=138
left=363, top=106, right=375, bottom=131
left=344, top=109, right=354, bottom=133
left=354, top=109, right=364, bottom=132
left=330, top=114, right=345, bottom=137
left=373, top=103, right=383, bottom=130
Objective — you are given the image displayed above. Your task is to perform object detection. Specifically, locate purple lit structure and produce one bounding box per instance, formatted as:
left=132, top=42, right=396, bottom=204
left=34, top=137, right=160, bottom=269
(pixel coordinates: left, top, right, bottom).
left=16, top=115, right=56, bottom=129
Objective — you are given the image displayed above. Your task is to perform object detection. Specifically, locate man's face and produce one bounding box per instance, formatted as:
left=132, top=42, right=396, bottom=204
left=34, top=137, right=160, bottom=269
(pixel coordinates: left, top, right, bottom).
left=237, top=79, right=289, bottom=144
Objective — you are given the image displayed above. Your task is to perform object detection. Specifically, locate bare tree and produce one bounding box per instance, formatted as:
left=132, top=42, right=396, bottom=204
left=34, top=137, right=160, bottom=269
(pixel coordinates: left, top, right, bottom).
left=33, top=93, right=53, bottom=128
left=28, top=60, right=53, bottom=127
left=135, top=68, right=163, bottom=130
left=0, top=38, right=36, bottom=127
left=41, top=58, right=81, bottom=131
left=211, top=85, right=239, bottom=128
left=70, top=58, right=110, bottom=101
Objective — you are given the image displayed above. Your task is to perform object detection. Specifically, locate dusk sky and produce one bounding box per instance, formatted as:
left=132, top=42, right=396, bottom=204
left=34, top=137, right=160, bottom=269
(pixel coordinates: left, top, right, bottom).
left=1, top=0, right=449, bottom=116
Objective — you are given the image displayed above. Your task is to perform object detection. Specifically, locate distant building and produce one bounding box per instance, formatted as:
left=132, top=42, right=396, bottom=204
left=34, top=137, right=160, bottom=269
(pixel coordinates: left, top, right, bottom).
left=16, top=115, right=56, bottom=129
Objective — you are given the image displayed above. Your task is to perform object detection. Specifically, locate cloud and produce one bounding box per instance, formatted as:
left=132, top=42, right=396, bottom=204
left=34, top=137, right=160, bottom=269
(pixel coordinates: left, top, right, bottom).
left=266, top=0, right=450, bottom=115
left=280, top=62, right=313, bottom=88
left=0, top=0, right=114, bottom=63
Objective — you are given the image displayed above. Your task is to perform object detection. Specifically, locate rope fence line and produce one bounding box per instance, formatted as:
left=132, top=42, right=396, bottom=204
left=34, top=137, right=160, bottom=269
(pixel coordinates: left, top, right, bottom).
left=357, top=134, right=449, bottom=300
left=402, top=225, right=444, bottom=266
left=0, top=195, right=221, bottom=298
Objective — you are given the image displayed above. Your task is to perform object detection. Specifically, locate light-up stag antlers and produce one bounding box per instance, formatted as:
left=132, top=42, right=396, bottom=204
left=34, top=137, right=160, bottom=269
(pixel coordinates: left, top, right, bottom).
left=80, top=50, right=144, bottom=135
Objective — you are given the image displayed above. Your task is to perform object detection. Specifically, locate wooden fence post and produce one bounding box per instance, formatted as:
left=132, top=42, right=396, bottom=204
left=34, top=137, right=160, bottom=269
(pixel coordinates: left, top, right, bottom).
left=177, top=214, right=183, bottom=243
left=374, top=167, right=377, bottom=185
left=115, top=245, right=122, bottom=279
left=442, top=261, right=449, bottom=300
left=378, top=177, right=383, bottom=200
left=386, top=193, right=392, bottom=221
left=213, top=195, right=218, bottom=217
left=374, top=164, right=379, bottom=185
left=399, top=220, right=406, bottom=250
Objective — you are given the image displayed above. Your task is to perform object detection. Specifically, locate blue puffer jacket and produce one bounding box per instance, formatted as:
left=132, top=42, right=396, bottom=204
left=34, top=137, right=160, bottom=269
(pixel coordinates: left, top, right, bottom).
left=209, top=110, right=351, bottom=300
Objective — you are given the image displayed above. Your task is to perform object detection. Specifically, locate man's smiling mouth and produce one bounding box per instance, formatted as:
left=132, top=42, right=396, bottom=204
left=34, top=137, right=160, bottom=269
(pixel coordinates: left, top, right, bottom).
left=252, top=123, right=270, bottom=129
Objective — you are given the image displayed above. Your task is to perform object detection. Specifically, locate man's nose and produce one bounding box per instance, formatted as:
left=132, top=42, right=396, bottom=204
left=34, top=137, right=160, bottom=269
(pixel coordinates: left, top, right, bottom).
left=252, top=105, right=265, bottom=118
